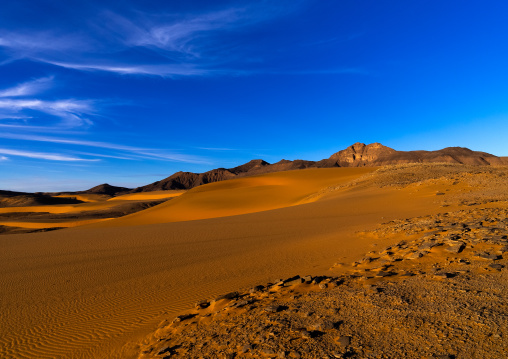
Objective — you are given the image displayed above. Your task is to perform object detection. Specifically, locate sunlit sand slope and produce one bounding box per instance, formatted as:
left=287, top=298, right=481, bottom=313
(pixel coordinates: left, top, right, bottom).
left=0, top=167, right=463, bottom=359
left=108, top=190, right=185, bottom=201
left=92, top=168, right=375, bottom=227
left=0, top=218, right=109, bottom=228
left=53, top=194, right=111, bottom=202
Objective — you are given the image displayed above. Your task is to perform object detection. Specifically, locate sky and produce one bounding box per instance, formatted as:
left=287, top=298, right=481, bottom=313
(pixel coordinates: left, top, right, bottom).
left=1, top=0, right=508, bottom=191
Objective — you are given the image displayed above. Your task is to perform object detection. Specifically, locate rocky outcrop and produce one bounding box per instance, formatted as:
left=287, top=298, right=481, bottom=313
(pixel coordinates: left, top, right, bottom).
left=326, top=143, right=505, bottom=167
left=328, top=142, right=397, bottom=167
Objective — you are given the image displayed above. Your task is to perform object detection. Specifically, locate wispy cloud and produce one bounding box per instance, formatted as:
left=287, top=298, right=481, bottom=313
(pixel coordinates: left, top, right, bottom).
left=107, top=8, right=244, bottom=56
left=0, top=7, right=249, bottom=77
left=0, top=133, right=210, bottom=164
left=0, top=4, right=315, bottom=77
left=0, top=76, right=54, bottom=97
left=0, top=155, right=8, bottom=161
left=0, top=133, right=143, bottom=151
left=0, top=148, right=98, bottom=161
left=0, top=98, right=94, bottom=127
left=0, top=31, right=86, bottom=54
left=44, top=61, right=212, bottom=77
left=197, top=147, right=236, bottom=151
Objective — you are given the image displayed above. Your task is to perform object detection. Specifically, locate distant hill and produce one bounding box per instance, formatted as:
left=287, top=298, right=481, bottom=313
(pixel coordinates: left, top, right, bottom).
left=129, top=143, right=508, bottom=192
left=46, top=183, right=132, bottom=198
left=3, top=143, right=506, bottom=196
left=78, top=183, right=132, bottom=196
left=0, top=191, right=83, bottom=208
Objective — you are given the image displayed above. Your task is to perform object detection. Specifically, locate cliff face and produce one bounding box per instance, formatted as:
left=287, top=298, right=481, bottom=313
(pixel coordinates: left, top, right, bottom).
left=328, top=142, right=397, bottom=167
left=327, top=143, right=505, bottom=167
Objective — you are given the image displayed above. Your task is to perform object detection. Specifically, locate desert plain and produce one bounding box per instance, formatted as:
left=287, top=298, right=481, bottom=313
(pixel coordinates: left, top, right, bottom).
left=1, top=150, right=508, bottom=358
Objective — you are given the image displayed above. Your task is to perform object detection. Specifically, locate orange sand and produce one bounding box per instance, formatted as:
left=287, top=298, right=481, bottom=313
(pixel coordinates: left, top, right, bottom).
left=53, top=194, right=111, bottom=202
left=0, top=168, right=459, bottom=358
left=89, top=168, right=374, bottom=227
left=108, top=190, right=185, bottom=201
left=0, top=218, right=110, bottom=229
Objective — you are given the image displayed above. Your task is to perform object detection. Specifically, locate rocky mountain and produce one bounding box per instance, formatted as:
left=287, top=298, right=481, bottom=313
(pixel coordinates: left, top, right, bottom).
left=129, top=143, right=508, bottom=192
left=325, top=142, right=508, bottom=167
left=6, top=143, right=501, bottom=196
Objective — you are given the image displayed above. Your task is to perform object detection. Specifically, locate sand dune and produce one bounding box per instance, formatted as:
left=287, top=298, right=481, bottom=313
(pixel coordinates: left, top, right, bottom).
left=0, top=218, right=110, bottom=229
left=90, top=168, right=375, bottom=227
left=1, top=166, right=468, bottom=359
left=53, top=194, right=112, bottom=203
left=5, top=165, right=507, bottom=358
left=108, top=190, right=185, bottom=202
left=0, top=191, right=178, bottom=234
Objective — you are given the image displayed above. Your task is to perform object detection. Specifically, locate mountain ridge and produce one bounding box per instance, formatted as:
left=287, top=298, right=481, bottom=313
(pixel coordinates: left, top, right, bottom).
left=3, top=143, right=506, bottom=197
left=128, top=142, right=508, bottom=192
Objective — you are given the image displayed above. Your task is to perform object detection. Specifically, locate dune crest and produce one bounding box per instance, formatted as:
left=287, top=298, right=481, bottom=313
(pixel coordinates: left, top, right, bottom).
left=87, top=168, right=375, bottom=228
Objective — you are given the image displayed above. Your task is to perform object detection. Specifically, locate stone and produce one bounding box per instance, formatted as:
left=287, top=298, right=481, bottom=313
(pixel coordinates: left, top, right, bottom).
left=434, top=272, right=456, bottom=279
left=215, top=291, right=239, bottom=301
left=476, top=252, right=501, bottom=260
left=172, top=314, right=194, bottom=323
left=264, top=305, right=282, bottom=313
left=301, top=330, right=312, bottom=339
left=419, top=241, right=438, bottom=250
left=337, top=336, right=351, bottom=346
left=406, top=251, right=424, bottom=260
left=240, top=344, right=252, bottom=353
left=195, top=300, right=209, bottom=309
left=310, top=320, right=334, bottom=331
left=445, top=242, right=465, bottom=253
left=285, top=277, right=304, bottom=286
left=260, top=347, right=275, bottom=355
left=376, top=270, right=396, bottom=277
left=489, top=263, right=505, bottom=270
left=158, top=346, right=171, bottom=355
left=250, top=285, right=264, bottom=294
left=232, top=300, right=251, bottom=308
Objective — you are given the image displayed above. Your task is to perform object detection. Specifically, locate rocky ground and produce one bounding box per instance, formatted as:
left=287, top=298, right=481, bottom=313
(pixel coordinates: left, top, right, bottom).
left=138, top=206, right=508, bottom=359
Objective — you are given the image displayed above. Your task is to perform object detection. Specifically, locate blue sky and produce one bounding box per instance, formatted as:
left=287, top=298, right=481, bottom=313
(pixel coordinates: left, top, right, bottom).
left=1, top=0, right=508, bottom=191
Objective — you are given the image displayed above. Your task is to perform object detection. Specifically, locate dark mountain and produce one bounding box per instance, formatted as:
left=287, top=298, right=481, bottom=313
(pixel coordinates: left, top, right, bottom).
left=0, top=192, right=83, bottom=208
left=4, top=143, right=506, bottom=197
left=130, top=143, right=508, bottom=192
left=79, top=183, right=132, bottom=196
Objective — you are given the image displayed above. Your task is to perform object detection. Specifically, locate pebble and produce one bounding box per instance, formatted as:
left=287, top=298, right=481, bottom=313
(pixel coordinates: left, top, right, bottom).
left=240, top=344, right=252, bottom=353
left=445, top=242, right=465, bottom=253
left=260, top=347, right=275, bottom=355
left=264, top=305, right=282, bottom=313
left=301, top=330, right=312, bottom=339
left=337, top=336, right=351, bottom=346
left=215, top=292, right=239, bottom=301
